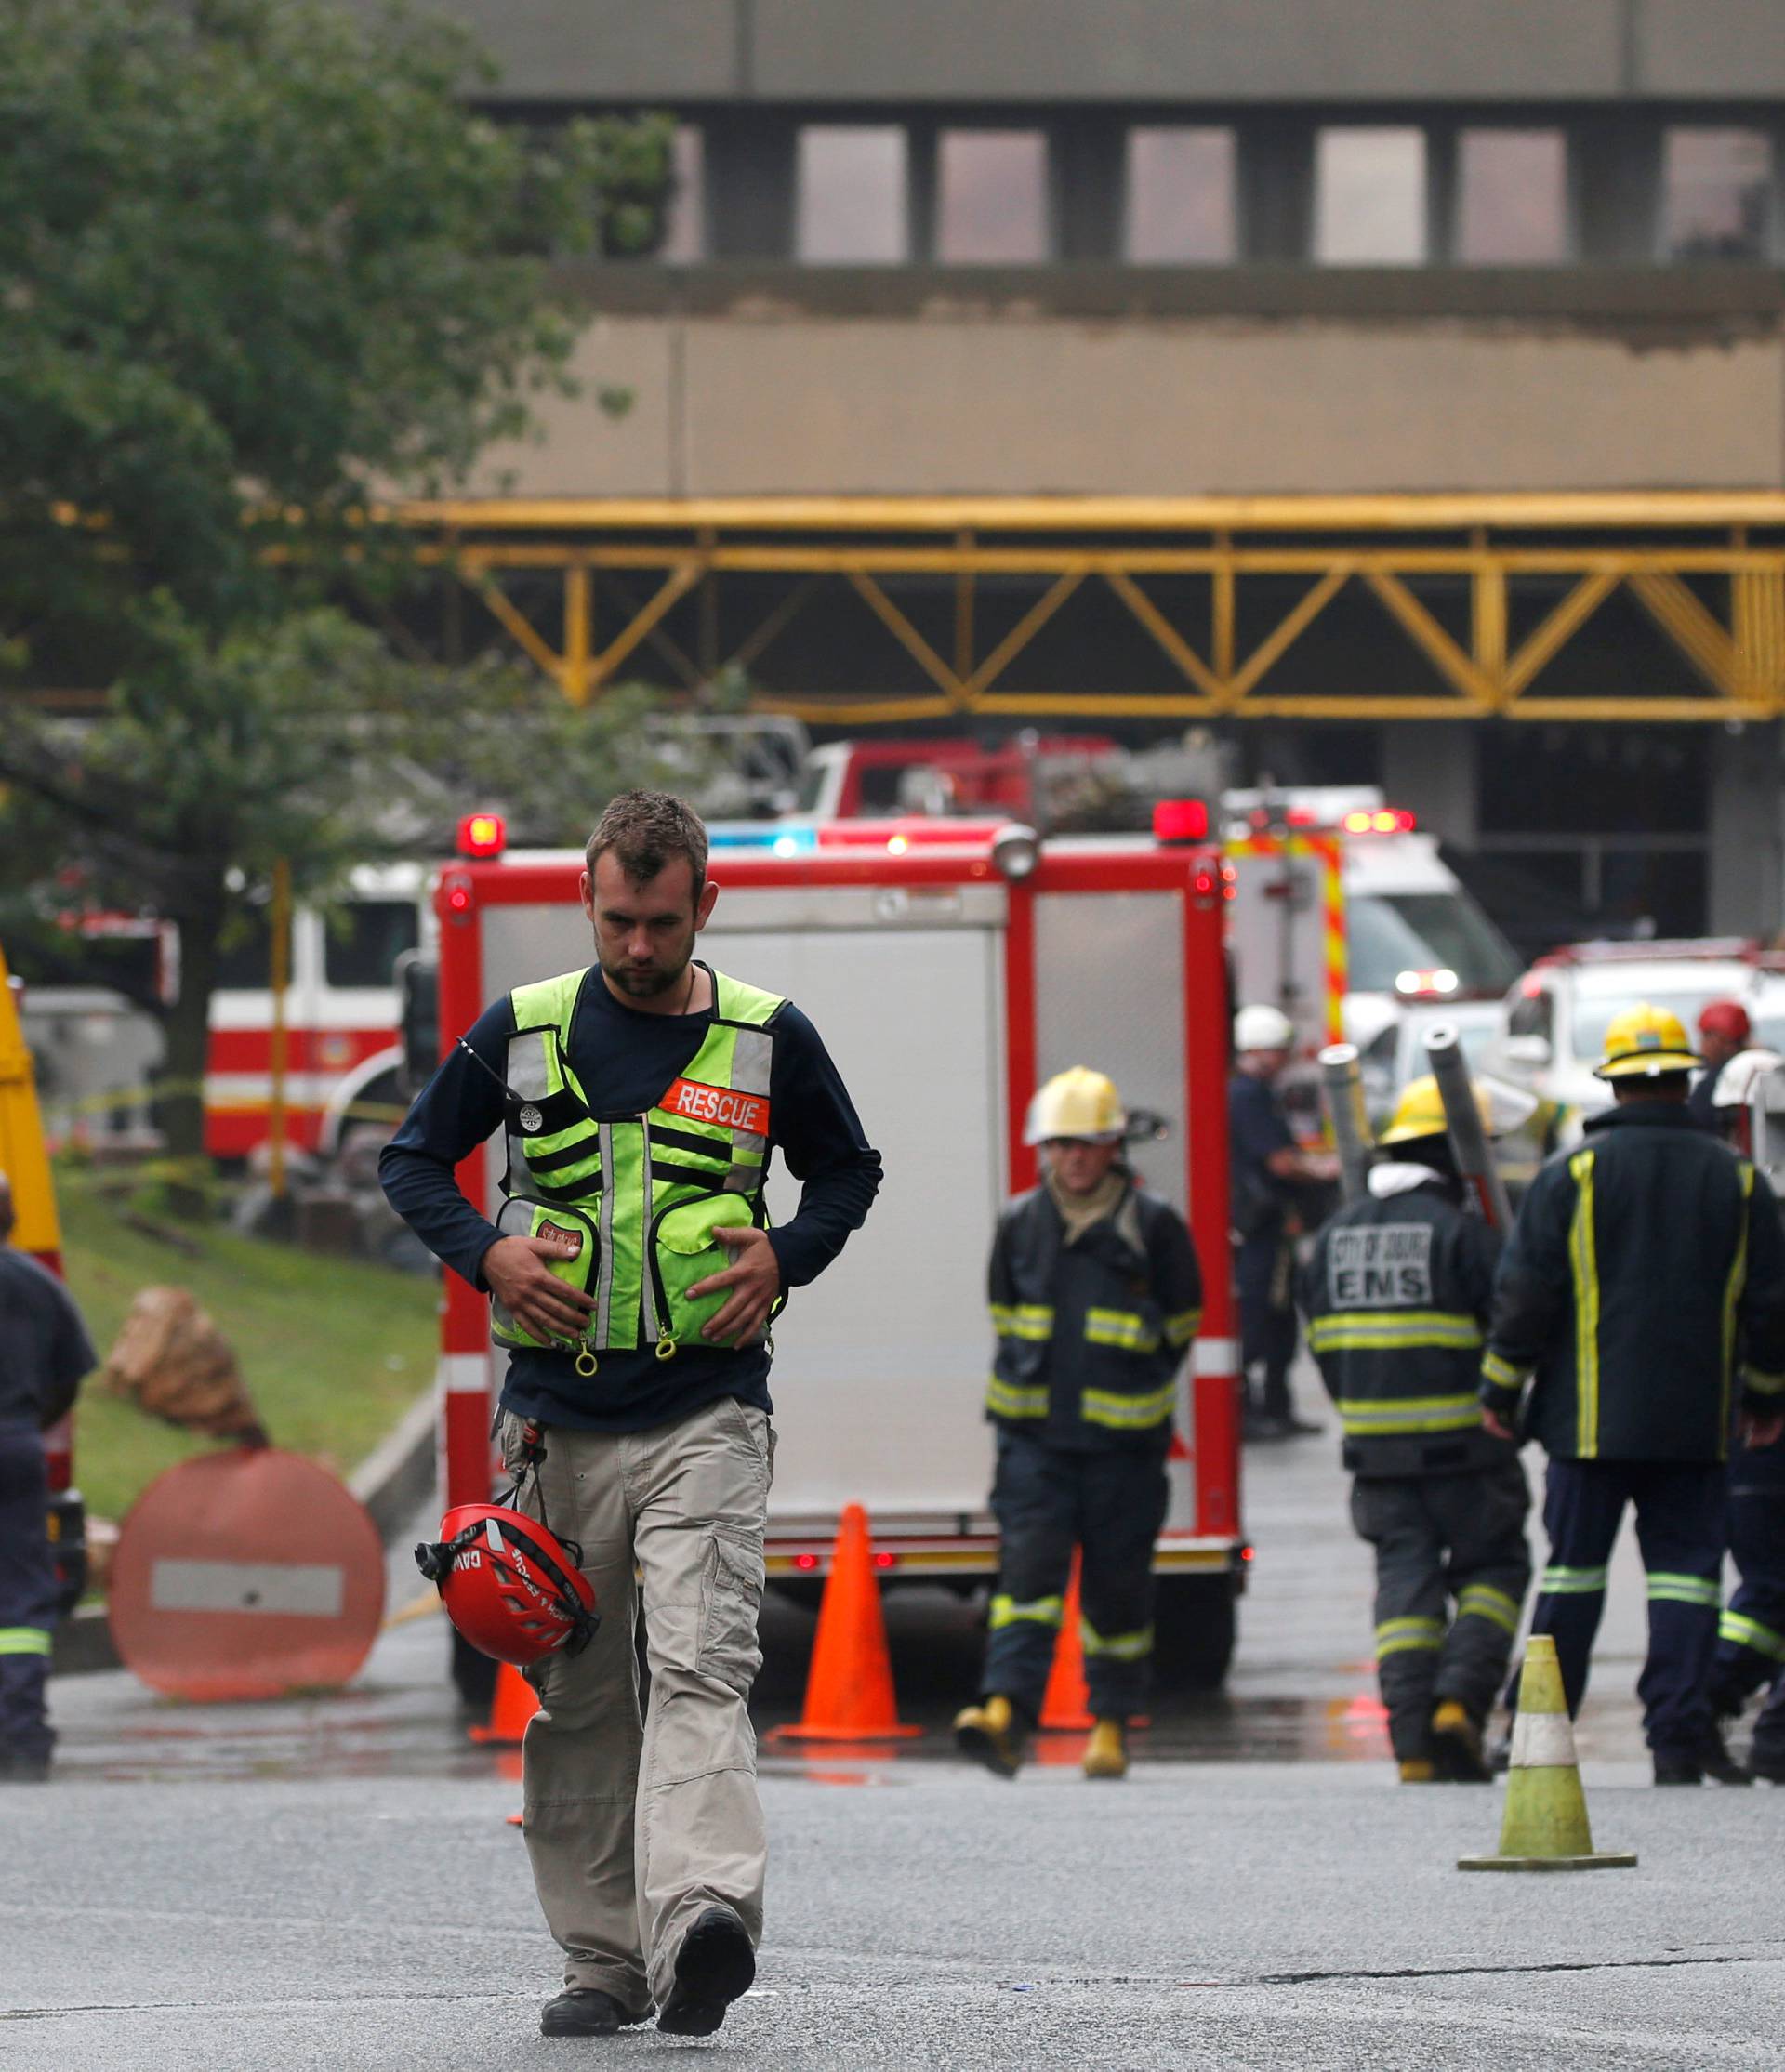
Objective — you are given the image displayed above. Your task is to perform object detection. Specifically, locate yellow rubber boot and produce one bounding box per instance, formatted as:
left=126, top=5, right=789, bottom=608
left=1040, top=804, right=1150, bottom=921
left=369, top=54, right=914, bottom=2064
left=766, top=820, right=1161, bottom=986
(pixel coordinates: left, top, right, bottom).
left=1082, top=1719, right=1129, bottom=1780
left=1398, top=1758, right=1436, bottom=1783
left=954, top=1695, right=1024, bottom=1778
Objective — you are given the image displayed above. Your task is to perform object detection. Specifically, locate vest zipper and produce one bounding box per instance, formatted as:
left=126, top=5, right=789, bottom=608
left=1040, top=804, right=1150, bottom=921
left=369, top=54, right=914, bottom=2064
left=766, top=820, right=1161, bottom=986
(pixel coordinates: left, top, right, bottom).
left=640, top=1113, right=659, bottom=1347
left=594, top=1122, right=617, bottom=1344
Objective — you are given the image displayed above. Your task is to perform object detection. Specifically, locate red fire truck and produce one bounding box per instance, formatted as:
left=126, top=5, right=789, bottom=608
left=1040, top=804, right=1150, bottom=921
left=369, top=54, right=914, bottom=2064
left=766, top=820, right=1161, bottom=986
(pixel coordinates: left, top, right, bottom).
left=426, top=812, right=1247, bottom=1687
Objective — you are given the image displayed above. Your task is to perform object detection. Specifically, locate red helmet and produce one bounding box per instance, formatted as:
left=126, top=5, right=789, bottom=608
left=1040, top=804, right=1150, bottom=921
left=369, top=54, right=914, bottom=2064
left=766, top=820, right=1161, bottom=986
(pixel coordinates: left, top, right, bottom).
left=415, top=1503, right=598, bottom=1666
left=1699, top=999, right=1753, bottom=1046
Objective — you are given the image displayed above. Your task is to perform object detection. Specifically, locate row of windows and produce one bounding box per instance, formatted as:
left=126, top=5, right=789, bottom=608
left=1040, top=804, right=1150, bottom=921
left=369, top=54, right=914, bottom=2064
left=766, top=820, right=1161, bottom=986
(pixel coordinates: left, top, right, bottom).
left=657, top=121, right=1775, bottom=266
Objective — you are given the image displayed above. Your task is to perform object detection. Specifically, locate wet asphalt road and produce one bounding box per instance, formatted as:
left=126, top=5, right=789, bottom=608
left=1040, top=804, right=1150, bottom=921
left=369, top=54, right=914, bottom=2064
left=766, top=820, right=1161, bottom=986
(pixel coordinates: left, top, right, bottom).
left=8, top=1392, right=1783, bottom=2068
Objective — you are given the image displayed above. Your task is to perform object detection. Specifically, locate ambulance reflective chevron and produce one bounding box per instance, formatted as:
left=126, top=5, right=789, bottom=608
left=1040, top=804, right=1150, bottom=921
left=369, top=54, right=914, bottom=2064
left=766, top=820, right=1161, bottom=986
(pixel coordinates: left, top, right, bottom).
left=424, top=817, right=1248, bottom=1687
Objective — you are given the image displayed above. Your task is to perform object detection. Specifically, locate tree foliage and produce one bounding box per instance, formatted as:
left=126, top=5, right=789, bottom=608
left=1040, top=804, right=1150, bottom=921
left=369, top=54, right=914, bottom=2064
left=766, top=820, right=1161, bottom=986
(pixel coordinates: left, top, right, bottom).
left=0, top=0, right=681, bottom=1180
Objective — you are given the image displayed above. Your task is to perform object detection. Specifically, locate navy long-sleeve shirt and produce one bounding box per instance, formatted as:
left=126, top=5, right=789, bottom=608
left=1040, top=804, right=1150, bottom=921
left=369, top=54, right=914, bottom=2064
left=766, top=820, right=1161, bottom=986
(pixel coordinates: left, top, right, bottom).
left=380, top=960, right=881, bottom=1432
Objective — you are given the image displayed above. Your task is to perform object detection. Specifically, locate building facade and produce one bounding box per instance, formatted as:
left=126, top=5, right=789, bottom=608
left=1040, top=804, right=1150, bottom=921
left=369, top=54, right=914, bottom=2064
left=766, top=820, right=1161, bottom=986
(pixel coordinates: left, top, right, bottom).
left=364, top=0, right=1785, bottom=940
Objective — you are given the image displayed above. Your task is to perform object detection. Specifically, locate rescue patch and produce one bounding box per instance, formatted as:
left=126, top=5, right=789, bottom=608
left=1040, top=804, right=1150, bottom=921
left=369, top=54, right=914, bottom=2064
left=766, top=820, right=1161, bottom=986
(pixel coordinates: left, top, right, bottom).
left=518, top=1103, right=544, bottom=1133
left=659, top=1077, right=771, bottom=1137
left=1328, top=1223, right=1433, bottom=1307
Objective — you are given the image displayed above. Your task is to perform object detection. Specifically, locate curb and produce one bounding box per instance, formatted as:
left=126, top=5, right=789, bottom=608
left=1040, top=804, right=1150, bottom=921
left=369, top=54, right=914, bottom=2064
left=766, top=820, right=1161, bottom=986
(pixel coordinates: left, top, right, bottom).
left=51, top=1390, right=438, bottom=1678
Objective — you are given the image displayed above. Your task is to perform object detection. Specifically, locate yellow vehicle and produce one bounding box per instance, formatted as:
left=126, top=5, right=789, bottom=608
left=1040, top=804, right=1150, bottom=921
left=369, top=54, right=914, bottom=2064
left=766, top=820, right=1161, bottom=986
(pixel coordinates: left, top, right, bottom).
left=0, top=944, right=86, bottom=1606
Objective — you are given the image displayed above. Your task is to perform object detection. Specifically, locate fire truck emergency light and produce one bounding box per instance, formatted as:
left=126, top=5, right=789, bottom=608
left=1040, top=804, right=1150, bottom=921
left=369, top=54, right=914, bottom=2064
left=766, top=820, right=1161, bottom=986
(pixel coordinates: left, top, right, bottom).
left=456, top=812, right=507, bottom=859
left=1152, top=798, right=1210, bottom=845
left=1342, top=807, right=1418, bottom=835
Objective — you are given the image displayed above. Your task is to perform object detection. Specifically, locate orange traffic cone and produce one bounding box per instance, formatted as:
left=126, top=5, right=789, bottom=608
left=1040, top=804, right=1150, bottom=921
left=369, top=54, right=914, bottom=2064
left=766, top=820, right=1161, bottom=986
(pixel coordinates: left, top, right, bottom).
left=772, top=1503, right=920, bottom=1742
left=1039, top=1552, right=1094, bottom=1731
left=469, top=1661, right=540, bottom=1745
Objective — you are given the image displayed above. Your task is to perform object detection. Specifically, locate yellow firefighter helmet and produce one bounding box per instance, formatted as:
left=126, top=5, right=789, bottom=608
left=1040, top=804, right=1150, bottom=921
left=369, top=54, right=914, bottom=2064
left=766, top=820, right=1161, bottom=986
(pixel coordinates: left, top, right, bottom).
left=1024, top=1067, right=1127, bottom=1146
left=1378, top=1075, right=1496, bottom=1148
left=1593, top=1003, right=1701, bottom=1081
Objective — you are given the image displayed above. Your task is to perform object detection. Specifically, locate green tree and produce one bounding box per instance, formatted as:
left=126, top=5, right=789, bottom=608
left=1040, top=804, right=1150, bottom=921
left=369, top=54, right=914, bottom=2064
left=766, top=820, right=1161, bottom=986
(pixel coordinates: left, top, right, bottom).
left=0, top=0, right=677, bottom=1185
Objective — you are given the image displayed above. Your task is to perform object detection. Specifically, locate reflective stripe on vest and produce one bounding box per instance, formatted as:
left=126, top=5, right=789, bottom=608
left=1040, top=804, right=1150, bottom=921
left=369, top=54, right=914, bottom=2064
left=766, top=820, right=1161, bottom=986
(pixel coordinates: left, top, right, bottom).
left=1333, top=1392, right=1483, bottom=1437
left=1306, top=1309, right=1483, bottom=1355
left=494, top=967, right=783, bottom=1355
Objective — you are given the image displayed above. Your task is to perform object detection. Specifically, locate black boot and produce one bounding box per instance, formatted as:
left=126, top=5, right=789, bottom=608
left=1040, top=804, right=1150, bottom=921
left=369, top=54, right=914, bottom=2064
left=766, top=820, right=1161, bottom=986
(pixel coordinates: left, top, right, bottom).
left=1696, top=1721, right=1752, bottom=1787
left=656, top=1905, right=756, bottom=2038
left=540, top=1988, right=648, bottom=2038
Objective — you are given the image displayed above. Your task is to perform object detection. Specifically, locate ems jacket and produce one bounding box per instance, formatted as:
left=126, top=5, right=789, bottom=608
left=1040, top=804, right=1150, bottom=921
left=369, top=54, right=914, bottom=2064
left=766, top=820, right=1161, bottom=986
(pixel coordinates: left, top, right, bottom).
left=1481, top=1101, right=1785, bottom=1464
left=986, top=1180, right=1202, bottom=1452
left=1299, top=1167, right=1508, bottom=1479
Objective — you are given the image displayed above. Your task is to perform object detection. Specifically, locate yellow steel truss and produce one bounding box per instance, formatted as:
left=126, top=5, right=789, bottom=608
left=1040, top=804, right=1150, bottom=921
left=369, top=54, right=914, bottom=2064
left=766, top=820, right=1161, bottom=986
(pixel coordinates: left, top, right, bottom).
left=392, top=493, right=1785, bottom=724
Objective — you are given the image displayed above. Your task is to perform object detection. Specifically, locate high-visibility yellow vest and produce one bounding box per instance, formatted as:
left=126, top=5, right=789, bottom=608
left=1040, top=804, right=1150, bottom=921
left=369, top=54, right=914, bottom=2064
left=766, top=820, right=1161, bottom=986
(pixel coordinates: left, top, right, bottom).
left=492, top=967, right=784, bottom=1365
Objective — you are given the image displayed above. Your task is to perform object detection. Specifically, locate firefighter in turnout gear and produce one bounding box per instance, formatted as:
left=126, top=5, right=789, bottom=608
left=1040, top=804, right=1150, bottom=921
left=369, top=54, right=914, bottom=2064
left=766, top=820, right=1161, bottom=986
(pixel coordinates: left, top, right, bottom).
left=1300, top=1077, right=1530, bottom=1783
left=1481, top=1005, right=1785, bottom=1785
left=1705, top=1049, right=1785, bottom=1778
left=954, top=1068, right=1202, bottom=1782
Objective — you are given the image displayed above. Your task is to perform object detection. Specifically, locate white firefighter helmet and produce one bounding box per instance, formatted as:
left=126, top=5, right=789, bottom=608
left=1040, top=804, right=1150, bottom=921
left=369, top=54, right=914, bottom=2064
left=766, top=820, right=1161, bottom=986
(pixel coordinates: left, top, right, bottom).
left=1234, top=1002, right=1295, bottom=1054
left=1023, top=1067, right=1127, bottom=1146
left=1712, top=1048, right=1785, bottom=1109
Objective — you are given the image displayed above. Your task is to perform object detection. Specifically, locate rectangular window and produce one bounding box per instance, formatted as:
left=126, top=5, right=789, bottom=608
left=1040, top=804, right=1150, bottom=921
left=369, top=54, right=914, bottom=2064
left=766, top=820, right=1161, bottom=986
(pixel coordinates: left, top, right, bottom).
left=1456, top=129, right=1568, bottom=264
left=936, top=129, right=1050, bottom=264
left=1123, top=126, right=1236, bottom=264
left=323, top=902, right=421, bottom=991
left=795, top=125, right=909, bottom=264
left=213, top=904, right=292, bottom=993
left=1314, top=126, right=1427, bottom=265
left=659, top=125, right=706, bottom=264
left=1661, top=128, right=1772, bottom=261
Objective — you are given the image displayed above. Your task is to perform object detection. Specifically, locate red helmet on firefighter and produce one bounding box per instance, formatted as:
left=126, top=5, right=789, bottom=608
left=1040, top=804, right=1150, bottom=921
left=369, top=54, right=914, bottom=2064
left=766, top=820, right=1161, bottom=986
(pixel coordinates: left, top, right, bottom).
left=415, top=1503, right=598, bottom=1666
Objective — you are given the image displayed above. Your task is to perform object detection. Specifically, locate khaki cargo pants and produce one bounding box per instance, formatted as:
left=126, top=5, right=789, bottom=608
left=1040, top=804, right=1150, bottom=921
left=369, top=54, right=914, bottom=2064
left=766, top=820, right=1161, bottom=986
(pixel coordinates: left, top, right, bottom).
left=498, top=1396, right=774, bottom=2016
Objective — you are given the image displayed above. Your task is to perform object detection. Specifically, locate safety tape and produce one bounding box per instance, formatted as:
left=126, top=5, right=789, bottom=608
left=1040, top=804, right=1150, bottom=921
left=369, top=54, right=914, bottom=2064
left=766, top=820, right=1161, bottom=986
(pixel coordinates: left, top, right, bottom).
left=1508, top=1710, right=1577, bottom=1768
left=1455, top=1585, right=1522, bottom=1638
left=1336, top=1394, right=1482, bottom=1436
left=1646, top=1572, right=1721, bottom=1608
left=1375, top=1616, right=1444, bottom=1658
left=1081, top=1384, right=1176, bottom=1430
left=0, top=1627, right=52, bottom=1656
left=989, top=1593, right=1064, bottom=1631
left=1480, top=1350, right=1530, bottom=1392
left=1540, top=1565, right=1608, bottom=1595
left=990, top=1303, right=1054, bottom=1342
left=1080, top=1622, right=1154, bottom=1661
left=984, top=1377, right=1048, bottom=1419
left=1719, top=1610, right=1785, bottom=1661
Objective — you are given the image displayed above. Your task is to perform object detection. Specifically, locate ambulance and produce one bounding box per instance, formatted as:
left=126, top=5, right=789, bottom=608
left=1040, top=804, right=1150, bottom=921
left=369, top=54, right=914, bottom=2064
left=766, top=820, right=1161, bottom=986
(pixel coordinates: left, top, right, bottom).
left=423, top=809, right=1247, bottom=1692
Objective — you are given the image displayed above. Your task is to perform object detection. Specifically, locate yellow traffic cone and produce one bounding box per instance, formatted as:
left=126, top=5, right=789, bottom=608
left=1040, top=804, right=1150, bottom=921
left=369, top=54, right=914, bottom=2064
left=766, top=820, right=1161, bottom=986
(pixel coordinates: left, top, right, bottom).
left=1458, top=1636, right=1636, bottom=1872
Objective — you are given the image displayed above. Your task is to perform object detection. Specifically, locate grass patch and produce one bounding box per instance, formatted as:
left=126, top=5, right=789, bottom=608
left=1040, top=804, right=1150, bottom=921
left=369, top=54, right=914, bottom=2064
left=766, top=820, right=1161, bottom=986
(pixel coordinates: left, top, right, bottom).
left=56, top=1166, right=437, bottom=1525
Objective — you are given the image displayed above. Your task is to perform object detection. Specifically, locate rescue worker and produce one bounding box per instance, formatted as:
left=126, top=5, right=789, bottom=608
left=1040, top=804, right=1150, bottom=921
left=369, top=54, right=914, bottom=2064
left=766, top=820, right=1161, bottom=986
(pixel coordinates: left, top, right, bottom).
left=1230, top=1004, right=1337, bottom=1440
left=1300, top=1078, right=1530, bottom=1783
left=1480, top=1005, right=1785, bottom=1785
left=0, top=1169, right=97, bottom=1783
left=381, top=792, right=881, bottom=2039
left=1687, top=998, right=1753, bottom=1130
left=1705, top=1049, right=1785, bottom=1778
left=953, top=1068, right=1202, bottom=1783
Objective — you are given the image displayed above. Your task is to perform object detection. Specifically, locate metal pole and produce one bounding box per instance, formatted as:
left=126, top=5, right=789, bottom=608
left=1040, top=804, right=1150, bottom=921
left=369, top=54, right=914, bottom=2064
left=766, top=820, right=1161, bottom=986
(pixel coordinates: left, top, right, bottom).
left=1318, top=1042, right=1373, bottom=1205
left=1424, top=1023, right=1512, bottom=1230
left=268, top=858, right=291, bottom=1201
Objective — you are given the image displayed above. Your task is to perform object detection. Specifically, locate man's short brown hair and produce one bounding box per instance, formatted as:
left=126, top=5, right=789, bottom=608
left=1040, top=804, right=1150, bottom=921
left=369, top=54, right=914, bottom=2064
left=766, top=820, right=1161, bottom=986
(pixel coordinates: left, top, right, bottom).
left=586, top=791, right=709, bottom=900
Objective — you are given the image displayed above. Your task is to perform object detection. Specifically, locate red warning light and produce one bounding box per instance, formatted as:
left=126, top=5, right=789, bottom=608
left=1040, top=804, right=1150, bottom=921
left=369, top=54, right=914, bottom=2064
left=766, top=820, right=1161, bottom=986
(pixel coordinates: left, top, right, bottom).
left=1153, top=798, right=1210, bottom=845
left=794, top=1551, right=820, bottom=1572
left=456, top=812, right=507, bottom=859
left=873, top=1551, right=897, bottom=1570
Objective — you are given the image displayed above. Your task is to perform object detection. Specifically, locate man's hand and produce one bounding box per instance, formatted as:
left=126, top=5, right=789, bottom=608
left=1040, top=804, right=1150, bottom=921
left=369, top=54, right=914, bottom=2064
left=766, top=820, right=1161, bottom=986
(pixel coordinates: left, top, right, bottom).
left=482, top=1231, right=595, bottom=1348
left=1742, top=1408, right=1785, bottom=1451
left=689, top=1226, right=782, bottom=1344
left=1482, top=1406, right=1516, bottom=1443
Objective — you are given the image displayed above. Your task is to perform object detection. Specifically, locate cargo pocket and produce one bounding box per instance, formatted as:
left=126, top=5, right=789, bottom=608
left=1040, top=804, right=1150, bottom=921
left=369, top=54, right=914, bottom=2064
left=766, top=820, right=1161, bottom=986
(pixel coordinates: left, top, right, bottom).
left=697, top=1529, right=764, bottom=1695
left=651, top=1192, right=741, bottom=1352
left=491, top=1198, right=599, bottom=1351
